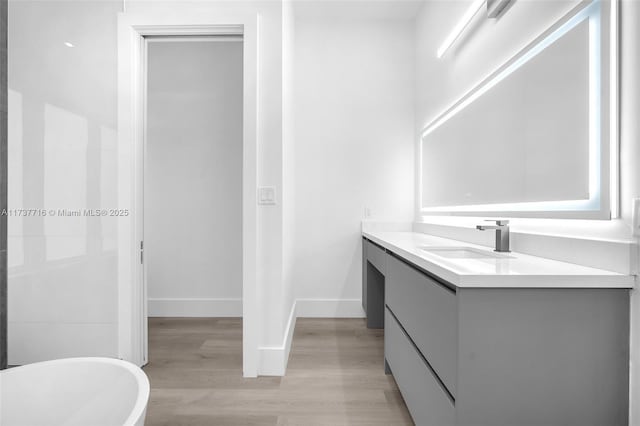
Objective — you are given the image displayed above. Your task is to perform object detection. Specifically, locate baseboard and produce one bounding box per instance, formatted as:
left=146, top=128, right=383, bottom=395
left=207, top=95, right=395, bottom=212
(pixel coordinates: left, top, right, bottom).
left=148, top=298, right=242, bottom=317
left=258, top=300, right=297, bottom=376
left=283, top=301, right=297, bottom=367
left=296, top=299, right=365, bottom=318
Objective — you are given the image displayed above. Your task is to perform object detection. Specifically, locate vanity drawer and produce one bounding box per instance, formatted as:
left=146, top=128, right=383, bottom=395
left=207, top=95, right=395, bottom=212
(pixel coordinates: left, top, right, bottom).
left=386, top=253, right=458, bottom=396
left=365, top=239, right=386, bottom=274
left=385, top=308, right=455, bottom=426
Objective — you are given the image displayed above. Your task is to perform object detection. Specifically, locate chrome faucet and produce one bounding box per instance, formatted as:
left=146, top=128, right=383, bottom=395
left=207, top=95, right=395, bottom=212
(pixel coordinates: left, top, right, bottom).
left=476, top=220, right=510, bottom=252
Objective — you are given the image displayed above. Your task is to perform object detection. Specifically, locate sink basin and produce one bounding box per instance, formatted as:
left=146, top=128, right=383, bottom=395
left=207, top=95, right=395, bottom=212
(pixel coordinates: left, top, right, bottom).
left=420, top=246, right=514, bottom=259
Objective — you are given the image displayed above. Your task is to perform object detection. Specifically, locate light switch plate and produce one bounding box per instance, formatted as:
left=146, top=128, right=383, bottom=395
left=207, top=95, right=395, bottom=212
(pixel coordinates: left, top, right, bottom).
left=258, top=187, right=276, bottom=205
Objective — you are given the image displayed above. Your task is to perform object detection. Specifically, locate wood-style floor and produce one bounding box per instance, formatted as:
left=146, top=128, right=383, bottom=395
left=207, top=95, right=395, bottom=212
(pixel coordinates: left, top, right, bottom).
left=143, top=318, right=413, bottom=426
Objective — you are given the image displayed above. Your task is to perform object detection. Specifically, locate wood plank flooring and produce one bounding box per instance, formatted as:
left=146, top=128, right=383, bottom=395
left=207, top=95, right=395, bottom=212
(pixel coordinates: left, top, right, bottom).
left=144, top=318, right=413, bottom=425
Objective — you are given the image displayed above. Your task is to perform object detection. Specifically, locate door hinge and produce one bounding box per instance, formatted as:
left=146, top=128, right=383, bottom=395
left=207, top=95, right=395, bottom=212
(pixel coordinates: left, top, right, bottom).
left=140, top=241, right=144, bottom=264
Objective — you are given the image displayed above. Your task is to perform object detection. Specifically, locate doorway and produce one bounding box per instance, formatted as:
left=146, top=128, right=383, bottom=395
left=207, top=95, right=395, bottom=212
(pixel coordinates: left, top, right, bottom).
left=142, top=35, right=243, bottom=362
left=117, top=16, right=259, bottom=376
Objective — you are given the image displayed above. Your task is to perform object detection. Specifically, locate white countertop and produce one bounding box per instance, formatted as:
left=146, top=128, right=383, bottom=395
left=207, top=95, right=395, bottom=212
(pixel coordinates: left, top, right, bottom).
left=363, top=230, right=635, bottom=289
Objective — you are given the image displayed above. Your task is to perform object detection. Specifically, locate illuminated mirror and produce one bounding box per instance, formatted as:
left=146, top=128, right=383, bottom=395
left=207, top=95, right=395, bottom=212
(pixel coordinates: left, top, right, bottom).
left=420, top=1, right=614, bottom=219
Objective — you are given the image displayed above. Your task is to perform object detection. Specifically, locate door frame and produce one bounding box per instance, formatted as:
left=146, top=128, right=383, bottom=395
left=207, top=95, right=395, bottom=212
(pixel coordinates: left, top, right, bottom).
left=117, top=12, right=259, bottom=377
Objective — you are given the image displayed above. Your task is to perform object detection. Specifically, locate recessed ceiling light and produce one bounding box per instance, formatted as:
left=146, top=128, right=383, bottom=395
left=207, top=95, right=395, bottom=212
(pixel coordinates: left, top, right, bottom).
left=64, top=42, right=75, bottom=48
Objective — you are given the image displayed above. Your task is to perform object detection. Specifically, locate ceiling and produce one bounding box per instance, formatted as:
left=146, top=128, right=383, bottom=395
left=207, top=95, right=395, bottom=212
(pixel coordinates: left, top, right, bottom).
left=292, top=0, right=426, bottom=20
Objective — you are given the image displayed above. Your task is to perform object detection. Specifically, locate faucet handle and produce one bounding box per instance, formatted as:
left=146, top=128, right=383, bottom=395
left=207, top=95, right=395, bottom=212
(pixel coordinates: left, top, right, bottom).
left=484, top=219, right=509, bottom=226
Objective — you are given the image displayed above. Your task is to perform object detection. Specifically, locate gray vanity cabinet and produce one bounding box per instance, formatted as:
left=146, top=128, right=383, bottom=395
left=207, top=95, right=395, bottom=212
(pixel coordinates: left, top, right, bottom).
left=454, top=287, right=629, bottom=426
left=362, top=238, right=386, bottom=329
left=385, top=308, right=455, bottom=426
left=385, top=254, right=457, bottom=397
left=363, top=237, right=630, bottom=426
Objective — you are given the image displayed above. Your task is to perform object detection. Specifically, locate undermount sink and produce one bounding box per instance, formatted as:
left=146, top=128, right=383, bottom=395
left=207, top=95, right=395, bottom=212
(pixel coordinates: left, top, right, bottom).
left=419, top=246, right=514, bottom=259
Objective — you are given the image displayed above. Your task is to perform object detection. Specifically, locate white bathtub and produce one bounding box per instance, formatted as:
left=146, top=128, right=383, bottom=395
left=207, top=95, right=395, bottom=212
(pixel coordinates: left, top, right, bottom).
left=0, top=357, right=150, bottom=426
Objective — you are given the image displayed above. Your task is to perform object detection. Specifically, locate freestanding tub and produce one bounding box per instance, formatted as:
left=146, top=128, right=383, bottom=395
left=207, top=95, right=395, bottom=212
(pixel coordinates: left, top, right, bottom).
left=0, top=357, right=150, bottom=426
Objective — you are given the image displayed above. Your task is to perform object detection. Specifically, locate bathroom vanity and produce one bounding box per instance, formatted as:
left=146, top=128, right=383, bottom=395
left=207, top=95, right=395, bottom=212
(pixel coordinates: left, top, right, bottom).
left=362, top=231, right=633, bottom=426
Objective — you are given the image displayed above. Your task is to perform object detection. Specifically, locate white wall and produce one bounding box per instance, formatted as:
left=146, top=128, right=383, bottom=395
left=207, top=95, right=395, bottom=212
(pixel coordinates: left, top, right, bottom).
left=145, top=39, right=243, bottom=317
left=291, top=6, right=416, bottom=316
left=7, top=0, right=121, bottom=364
